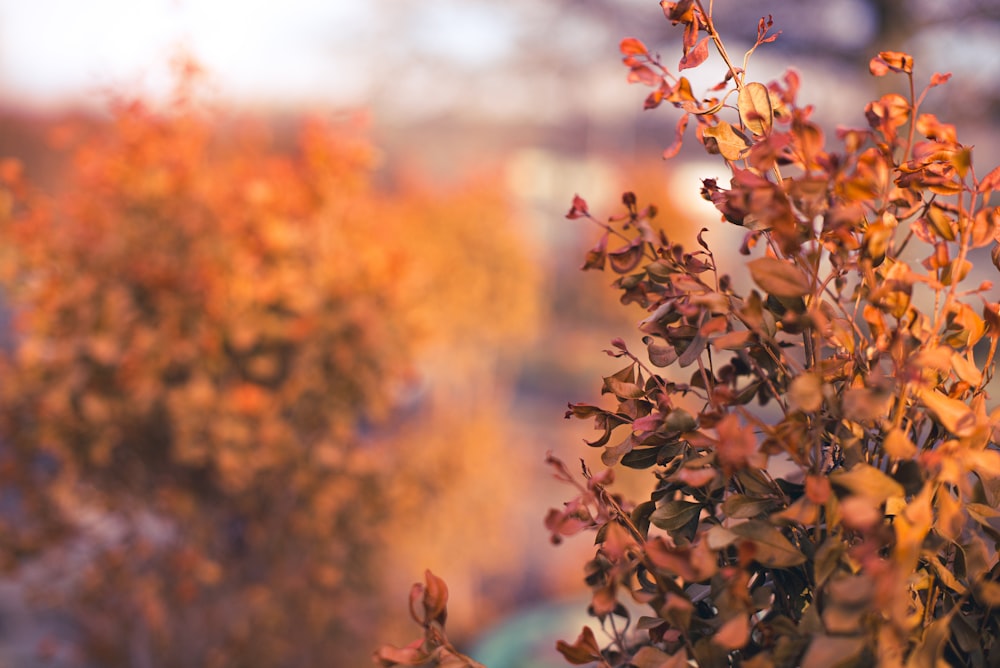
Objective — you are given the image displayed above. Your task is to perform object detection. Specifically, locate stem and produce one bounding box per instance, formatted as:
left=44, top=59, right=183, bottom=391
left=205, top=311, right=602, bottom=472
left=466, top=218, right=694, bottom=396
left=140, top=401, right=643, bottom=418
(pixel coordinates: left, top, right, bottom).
left=696, top=0, right=744, bottom=90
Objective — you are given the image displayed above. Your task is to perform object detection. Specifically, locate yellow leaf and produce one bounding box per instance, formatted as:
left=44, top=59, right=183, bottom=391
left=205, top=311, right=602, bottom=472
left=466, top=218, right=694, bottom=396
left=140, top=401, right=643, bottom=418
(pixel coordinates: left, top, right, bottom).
left=894, top=484, right=932, bottom=573
left=916, top=388, right=976, bottom=437
left=830, top=462, right=904, bottom=503
left=788, top=373, right=824, bottom=412
left=883, top=427, right=917, bottom=459
left=703, top=121, right=751, bottom=161
left=951, top=350, right=983, bottom=387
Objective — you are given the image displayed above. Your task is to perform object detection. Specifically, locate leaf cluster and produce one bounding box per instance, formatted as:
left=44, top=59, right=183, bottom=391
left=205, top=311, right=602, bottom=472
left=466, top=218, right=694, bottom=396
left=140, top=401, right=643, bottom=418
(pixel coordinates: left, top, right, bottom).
left=0, top=66, right=541, bottom=666
left=551, top=2, right=1000, bottom=667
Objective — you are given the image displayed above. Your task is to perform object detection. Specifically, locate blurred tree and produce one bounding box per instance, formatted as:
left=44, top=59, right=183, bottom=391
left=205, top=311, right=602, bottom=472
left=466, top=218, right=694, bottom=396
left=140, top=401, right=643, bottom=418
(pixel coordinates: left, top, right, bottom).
left=0, top=61, right=541, bottom=666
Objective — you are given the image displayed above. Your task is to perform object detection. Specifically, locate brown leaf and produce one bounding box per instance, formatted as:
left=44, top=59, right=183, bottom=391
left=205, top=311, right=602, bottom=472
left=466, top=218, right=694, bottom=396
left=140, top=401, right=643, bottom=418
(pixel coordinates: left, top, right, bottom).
left=712, top=614, right=750, bottom=650
left=800, top=635, right=866, bottom=668
left=581, top=232, right=608, bottom=270
left=608, top=240, right=645, bottom=274
left=738, top=82, right=773, bottom=137
left=556, top=626, right=603, bottom=665
left=747, top=257, right=811, bottom=298
left=905, top=612, right=953, bottom=668
left=703, top=121, right=751, bottom=161
left=631, top=646, right=690, bottom=668
left=728, top=520, right=806, bottom=568
left=422, top=570, right=449, bottom=626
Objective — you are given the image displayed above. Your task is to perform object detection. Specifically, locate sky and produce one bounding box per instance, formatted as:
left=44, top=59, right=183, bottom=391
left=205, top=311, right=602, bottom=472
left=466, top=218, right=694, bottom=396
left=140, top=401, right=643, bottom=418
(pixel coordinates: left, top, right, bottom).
left=0, top=0, right=380, bottom=109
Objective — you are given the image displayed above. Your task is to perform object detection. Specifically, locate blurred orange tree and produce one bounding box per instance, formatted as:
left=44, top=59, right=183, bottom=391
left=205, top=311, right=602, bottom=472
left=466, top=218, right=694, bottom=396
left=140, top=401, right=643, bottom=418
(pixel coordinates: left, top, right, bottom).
left=379, top=2, right=1000, bottom=667
left=0, top=65, right=540, bottom=666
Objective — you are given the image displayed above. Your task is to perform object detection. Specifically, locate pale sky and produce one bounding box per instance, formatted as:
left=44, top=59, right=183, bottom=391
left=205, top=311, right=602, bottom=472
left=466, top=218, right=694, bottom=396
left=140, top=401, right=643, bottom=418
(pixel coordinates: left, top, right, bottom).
left=0, top=0, right=382, bottom=108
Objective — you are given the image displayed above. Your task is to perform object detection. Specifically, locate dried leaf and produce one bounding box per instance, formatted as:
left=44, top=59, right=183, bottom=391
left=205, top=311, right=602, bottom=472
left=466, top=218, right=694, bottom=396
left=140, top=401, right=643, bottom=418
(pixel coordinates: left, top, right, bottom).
left=800, top=635, right=866, bottom=668
left=830, top=462, right=904, bottom=503
left=738, top=82, right=774, bottom=136
left=788, top=373, right=823, bottom=412
left=631, top=646, right=690, bottom=668
left=747, top=257, right=811, bottom=298
left=566, top=194, right=589, bottom=219
left=728, top=520, right=806, bottom=568
left=679, top=37, right=710, bottom=71
left=620, top=37, right=649, bottom=56
left=712, top=614, right=750, bottom=650
left=556, top=626, right=604, bottom=665
left=703, top=121, right=751, bottom=161
left=883, top=428, right=917, bottom=459
left=916, top=388, right=976, bottom=437
left=663, top=114, right=690, bottom=159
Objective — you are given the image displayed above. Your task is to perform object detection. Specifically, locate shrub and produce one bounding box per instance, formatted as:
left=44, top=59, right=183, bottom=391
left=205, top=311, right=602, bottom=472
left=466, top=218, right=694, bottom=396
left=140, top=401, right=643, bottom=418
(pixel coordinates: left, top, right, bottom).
left=379, top=2, right=1000, bottom=666
left=0, top=63, right=540, bottom=666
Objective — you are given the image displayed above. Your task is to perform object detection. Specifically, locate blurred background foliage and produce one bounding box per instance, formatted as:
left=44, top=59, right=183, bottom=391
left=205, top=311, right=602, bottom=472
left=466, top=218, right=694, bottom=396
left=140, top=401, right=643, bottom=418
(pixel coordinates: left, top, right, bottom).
left=0, top=1, right=997, bottom=666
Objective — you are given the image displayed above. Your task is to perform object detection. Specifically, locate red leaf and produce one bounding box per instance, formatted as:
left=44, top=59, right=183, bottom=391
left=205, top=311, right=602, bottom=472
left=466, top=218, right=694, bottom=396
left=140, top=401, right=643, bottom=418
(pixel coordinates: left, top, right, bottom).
left=977, top=164, right=1000, bottom=194
left=679, top=37, right=710, bottom=71
left=628, top=65, right=661, bottom=86
left=421, top=570, right=449, bottom=626
left=374, top=640, right=429, bottom=667
left=566, top=194, right=589, bottom=219
left=663, top=114, right=690, bottom=159
left=714, top=413, right=760, bottom=474
left=644, top=89, right=665, bottom=110
left=929, top=72, right=952, bottom=87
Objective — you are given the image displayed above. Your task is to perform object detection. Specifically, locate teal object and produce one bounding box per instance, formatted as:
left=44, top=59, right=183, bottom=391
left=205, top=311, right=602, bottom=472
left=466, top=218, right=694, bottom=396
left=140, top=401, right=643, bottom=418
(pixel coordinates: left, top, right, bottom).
left=468, top=596, right=596, bottom=668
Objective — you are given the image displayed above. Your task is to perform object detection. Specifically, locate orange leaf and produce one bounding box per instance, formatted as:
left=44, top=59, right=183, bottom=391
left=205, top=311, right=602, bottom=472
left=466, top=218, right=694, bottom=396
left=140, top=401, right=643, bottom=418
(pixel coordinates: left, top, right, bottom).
left=620, top=37, right=649, bottom=56
left=679, top=37, right=710, bottom=71
left=712, top=614, right=749, bottom=650
left=917, top=388, right=976, bottom=437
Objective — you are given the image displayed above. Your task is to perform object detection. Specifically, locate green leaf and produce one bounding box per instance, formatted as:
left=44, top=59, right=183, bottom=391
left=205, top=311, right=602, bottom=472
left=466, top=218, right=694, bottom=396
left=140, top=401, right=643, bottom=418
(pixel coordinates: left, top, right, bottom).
left=650, top=500, right=702, bottom=532
left=621, top=446, right=661, bottom=469
left=722, top=494, right=778, bottom=519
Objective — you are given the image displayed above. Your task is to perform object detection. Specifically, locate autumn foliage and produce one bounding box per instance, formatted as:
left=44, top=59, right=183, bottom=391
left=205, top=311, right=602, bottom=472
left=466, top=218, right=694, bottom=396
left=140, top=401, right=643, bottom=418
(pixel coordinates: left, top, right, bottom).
left=380, top=2, right=1000, bottom=667
left=0, top=68, right=540, bottom=666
